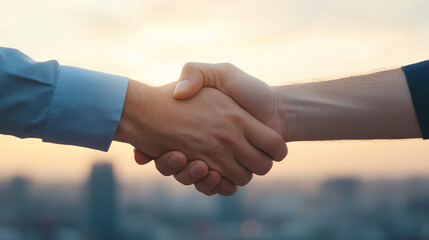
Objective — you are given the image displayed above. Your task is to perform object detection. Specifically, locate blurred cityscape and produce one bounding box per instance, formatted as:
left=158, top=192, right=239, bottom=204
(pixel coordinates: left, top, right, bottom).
left=1, top=162, right=429, bottom=240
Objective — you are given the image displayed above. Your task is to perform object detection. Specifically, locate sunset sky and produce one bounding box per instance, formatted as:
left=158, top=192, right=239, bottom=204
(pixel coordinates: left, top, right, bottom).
left=1, top=0, right=429, bottom=189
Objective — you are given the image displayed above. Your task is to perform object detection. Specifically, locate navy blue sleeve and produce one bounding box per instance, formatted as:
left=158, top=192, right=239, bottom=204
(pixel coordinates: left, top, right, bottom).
left=402, top=60, right=429, bottom=139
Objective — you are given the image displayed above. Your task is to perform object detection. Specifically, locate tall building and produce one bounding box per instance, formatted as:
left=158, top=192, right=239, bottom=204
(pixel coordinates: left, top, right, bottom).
left=405, top=178, right=429, bottom=214
left=319, top=178, right=361, bottom=216
left=87, top=162, right=117, bottom=240
left=8, top=177, right=30, bottom=225
left=216, top=189, right=244, bottom=223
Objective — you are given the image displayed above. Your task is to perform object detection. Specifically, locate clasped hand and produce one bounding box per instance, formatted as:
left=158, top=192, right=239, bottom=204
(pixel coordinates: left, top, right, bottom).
left=115, top=63, right=288, bottom=196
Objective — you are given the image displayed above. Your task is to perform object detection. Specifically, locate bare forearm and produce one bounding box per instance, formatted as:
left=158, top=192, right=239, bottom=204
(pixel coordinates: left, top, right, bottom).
left=277, top=68, right=422, bottom=142
left=114, top=80, right=152, bottom=147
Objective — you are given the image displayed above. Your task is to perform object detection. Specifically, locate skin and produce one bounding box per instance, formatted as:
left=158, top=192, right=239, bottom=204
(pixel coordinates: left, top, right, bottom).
left=135, top=63, right=422, bottom=196
left=277, top=68, right=421, bottom=141
left=114, top=80, right=287, bottom=192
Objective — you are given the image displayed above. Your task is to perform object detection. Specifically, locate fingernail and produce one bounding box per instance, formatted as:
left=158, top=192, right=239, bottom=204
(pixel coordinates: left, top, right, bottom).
left=173, top=79, right=190, bottom=94
left=190, top=163, right=204, bottom=178
left=167, top=155, right=183, bottom=168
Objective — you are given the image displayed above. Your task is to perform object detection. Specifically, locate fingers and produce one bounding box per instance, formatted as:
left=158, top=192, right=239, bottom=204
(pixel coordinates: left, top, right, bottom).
left=193, top=172, right=239, bottom=196
left=135, top=148, right=241, bottom=196
left=151, top=153, right=227, bottom=197
left=151, top=151, right=188, bottom=176
left=194, top=170, right=222, bottom=196
left=173, top=62, right=206, bottom=99
left=206, top=154, right=254, bottom=187
left=214, top=178, right=239, bottom=196
left=170, top=161, right=238, bottom=196
left=145, top=141, right=253, bottom=187
left=173, top=62, right=233, bottom=99
left=187, top=170, right=239, bottom=197
left=235, top=141, right=274, bottom=176
left=194, top=171, right=238, bottom=196
left=134, top=148, right=153, bottom=165
left=173, top=160, right=209, bottom=185
left=134, top=146, right=243, bottom=197
left=243, top=118, right=287, bottom=161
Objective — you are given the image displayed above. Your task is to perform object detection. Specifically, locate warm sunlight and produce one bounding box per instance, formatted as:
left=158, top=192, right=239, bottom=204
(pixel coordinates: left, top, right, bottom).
left=1, top=0, right=429, bottom=185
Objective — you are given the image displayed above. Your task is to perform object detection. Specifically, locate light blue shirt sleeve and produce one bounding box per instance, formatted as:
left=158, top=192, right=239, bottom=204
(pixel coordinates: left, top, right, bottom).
left=0, top=47, right=129, bottom=151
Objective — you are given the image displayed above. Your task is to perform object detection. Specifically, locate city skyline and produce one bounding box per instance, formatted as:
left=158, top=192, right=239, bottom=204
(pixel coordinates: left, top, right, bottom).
left=2, top=161, right=429, bottom=239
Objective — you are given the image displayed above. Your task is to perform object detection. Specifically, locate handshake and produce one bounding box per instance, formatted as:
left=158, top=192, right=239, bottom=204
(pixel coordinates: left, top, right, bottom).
left=114, top=62, right=422, bottom=196
left=114, top=63, right=288, bottom=196
left=0, top=47, right=423, bottom=194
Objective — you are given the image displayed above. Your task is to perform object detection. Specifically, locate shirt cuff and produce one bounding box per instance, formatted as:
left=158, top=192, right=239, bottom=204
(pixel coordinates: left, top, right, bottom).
left=402, top=60, right=429, bottom=139
left=42, top=66, right=129, bottom=151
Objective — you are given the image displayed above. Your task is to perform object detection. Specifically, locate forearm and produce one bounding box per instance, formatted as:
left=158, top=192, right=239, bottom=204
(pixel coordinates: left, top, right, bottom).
left=277, top=68, right=422, bottom=142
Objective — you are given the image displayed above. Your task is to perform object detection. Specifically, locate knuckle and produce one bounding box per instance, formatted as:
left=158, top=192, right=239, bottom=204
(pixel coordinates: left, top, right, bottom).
left=213, top=130, right=237, bottom=147
left=226, top=111, right=245, bottom=125
left=218, top=62, right=237, bottom=72
left=182, top=62, right=198, bottom=72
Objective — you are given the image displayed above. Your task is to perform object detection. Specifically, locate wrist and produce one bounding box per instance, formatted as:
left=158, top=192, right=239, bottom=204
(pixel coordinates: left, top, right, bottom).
left=274, top=85, right=302, bottom=142
left=114, top=79, right=150, bottom=145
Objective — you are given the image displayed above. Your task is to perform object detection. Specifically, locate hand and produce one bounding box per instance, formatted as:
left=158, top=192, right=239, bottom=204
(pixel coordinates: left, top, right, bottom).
left=174, top=63, right=285, bottom=138
left=133, top=149, right=234, bottom=196
left=116, top=80, right=286, bottom=188
left=135, top=63, right=288, bottom=195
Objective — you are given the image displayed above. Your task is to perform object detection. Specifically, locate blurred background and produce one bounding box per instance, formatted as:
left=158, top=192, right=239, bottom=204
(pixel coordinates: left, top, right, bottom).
left=1, top=0, right=429, bottom=239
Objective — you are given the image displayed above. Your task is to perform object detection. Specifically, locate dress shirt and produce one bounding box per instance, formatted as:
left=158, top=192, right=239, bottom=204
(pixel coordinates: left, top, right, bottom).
left=0, top=47, right=129, bottom=151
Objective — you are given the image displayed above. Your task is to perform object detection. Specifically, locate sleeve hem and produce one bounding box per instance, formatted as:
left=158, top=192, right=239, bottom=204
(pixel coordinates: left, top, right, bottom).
left=42, top=66, right=129, bottom=151
left=402, top=60, right=429, bottom=139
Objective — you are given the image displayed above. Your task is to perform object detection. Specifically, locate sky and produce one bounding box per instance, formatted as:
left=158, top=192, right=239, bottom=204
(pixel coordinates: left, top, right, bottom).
left=1, top=0, right=429, bottom=188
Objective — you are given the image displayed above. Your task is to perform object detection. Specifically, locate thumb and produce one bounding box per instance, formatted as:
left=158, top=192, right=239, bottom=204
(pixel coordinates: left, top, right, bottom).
left=133, top=148, right=153, bottom=165
left=173, top=63, right=206, bottom=99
